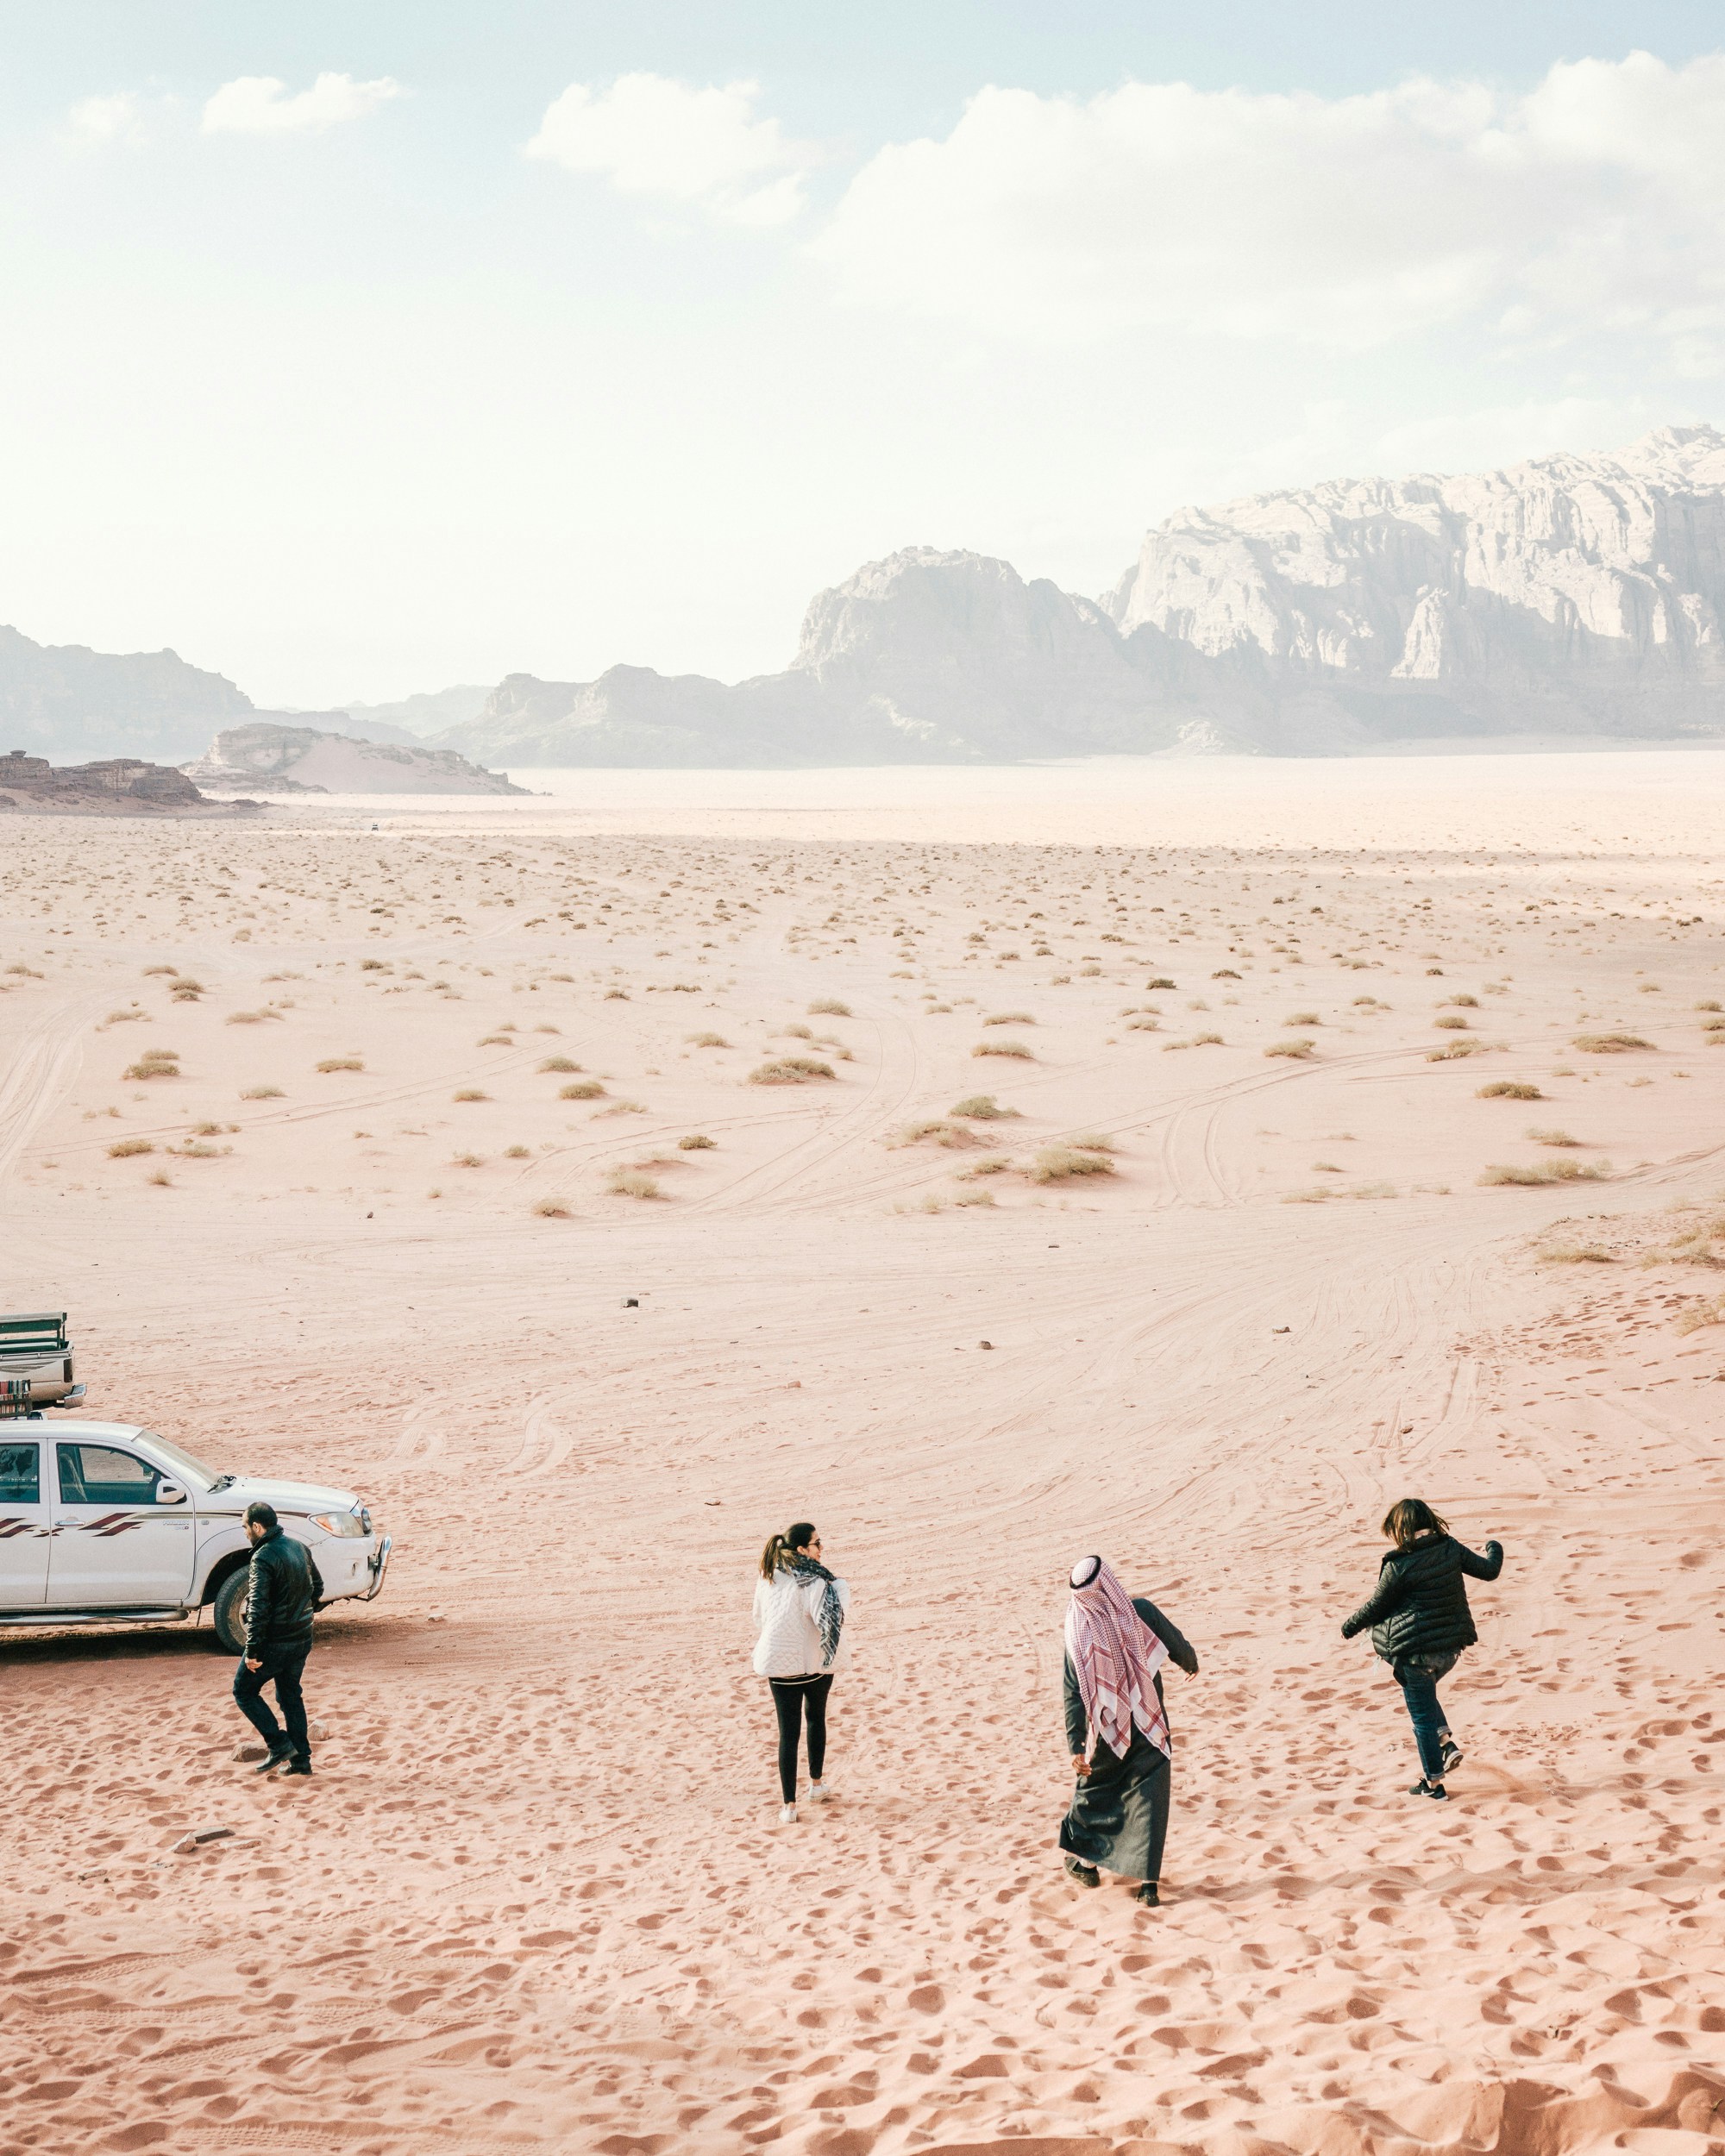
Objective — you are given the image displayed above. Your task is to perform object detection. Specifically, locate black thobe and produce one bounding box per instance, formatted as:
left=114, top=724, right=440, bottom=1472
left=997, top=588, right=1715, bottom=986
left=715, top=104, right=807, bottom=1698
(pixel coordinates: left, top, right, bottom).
left=1058, top=1595, right=1198, bottom=1883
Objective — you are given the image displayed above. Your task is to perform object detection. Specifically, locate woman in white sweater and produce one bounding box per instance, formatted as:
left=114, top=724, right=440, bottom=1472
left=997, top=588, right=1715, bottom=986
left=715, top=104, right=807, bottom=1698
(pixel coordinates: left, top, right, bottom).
left=752, top=1521, right=850, bottom=1823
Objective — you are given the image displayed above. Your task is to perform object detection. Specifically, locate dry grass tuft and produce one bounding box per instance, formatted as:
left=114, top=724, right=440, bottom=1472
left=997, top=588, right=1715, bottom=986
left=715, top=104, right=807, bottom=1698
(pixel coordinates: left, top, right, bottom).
left=532, top=1197, right=571, bottom=1219
left=893, top=1119, right=975, bottom=1149
left=1477, top=1081, right=1541, bottom=1100
left=107, top=1138, right=154, bottom=1158
left=971, top=1038, right=1032, bottom=1060
left=687, top=1031, right=731, bottom=1048
left=1432, top=1014, right=1470, bottom=1031
left=604, top=987, right=629, bottom=1000
left=1444, top=993, right=1481, bottom=1007
left=1283, top=1011, right=1321, bottom=1027
left=808, top=999, right=852, bottom=1018
left=317, top=1057, right=363, bottom=1074
left=538, top=1056, right=581, bottom=1073
left=1069, top=1133, right=1115, bottom=1154
left=750, top=1057, right=836, bottom=1084
left=605, top=1168, right=662, bottom=1200
left=505, top=1144, right=530, bottom=1158
left=1478, top=1160, right=1610, bottom=1187
left=1572, top=1033, right=1653, bottom=1053
left=1146, top=975, right=1176, bottom=990
left=453, top=1087, right=489, bottom=1102
left=241, top=1084, right=284, bottom=1100
left=1282, top=1181, right=1396, bottom=1204
left=560, top=1080, right=605, bottom=1100
left=1031, top=1145, right=1116, bottom=1183
left=950, top=1094, right=1016, bottom=1119
left=452, top=1151, right=485, bottom=1168
left=593, top=1099, right=648, bottom=1117
left=1539, top=1242, right=1615, bottom=1263
left=952, top=1187, right=998, bottom=1207
left=1427, top=1040, right=1487, bottom=1061
left=1264, top=1038, right=1315, bottom=1060
left=983, top=1011, right=1035, bottom=1026
left=147, top=1169, right=172, bottom=1188
left=124, top=1049, right=181, bottom=1080
left=780, top=1022, right=815, bottom=1040
left=1526, top=1126, right=1580, bottom=1147
left=1676, top=1294, right=1725, bottom=1334
left=678, top=1133, right=716, bottom=1150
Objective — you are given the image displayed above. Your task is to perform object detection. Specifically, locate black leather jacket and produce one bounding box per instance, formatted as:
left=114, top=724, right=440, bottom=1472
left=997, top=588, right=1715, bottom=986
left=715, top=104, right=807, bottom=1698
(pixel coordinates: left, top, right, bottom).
left=1341, top=1531, right=1502, bottom=1662
left=245, top=1526, right=324, bottom=1658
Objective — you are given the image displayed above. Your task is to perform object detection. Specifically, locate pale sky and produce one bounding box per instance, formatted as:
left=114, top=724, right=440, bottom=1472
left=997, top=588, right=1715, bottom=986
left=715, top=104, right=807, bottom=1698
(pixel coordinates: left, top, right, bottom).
left=3, top=1, right=1724, bottom=707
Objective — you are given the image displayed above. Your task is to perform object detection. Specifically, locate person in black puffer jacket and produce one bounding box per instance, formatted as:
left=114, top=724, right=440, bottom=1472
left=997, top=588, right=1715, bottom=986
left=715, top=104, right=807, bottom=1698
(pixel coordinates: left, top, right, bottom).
left=1340, top=1498, right=1502, bottom=1801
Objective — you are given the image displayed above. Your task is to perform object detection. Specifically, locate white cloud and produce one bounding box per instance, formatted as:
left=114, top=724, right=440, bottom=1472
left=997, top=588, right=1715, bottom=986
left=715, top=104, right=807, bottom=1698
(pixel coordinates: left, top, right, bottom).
left=813, top=52, right=1725, bottom=365
left=526, top=73, right=811, bottom=227
left=202, top=72, right=403, bottom=136
left=65, top=92, right=148, bottom=147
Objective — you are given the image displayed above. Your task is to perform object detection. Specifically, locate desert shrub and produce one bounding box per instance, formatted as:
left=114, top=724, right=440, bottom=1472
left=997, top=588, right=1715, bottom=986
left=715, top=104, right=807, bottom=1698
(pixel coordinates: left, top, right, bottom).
left=1526, top=1127, right=1579, bottom=1147
left=1432, top=1015, right=1470, bottom=1031
left=142, top=965, right=177, bottom=977
left=1444, top=993, right=1480, bottom=1007
left=593, top=1100, right=648, bottom=1117
left=983, top=1011, right=1034, bottom=1026
left=124, top=1050, right=180, bottom=1080
left=750, top=1058, right=835, bottom=1083
left=1127, top=1016, right=1160, bottom=1031
left=1701, top=1018, right=1725, bottom=1033
left=532, top=1197, right=570, bottom=1219
left=561, top=1080, right=605, bottom=1100
left=1538, top=1243, right=1615, bottom=1264
left=1264, top=1038, right=1315, bottom=1060
left=108, top=1138, right=154, bottom=1158
left=687, top=1032, right=731, bottom=1048
left=1477, top=1160, right=1610, bottom=1187
left=678, top=1133, right=716, bottom=1150
left=1281, top=1181, right=1396, bottom=1205
left=952, top=1188, right=997, bottom=1207
left=453, top=1088, right=488, bottom=1102
left=780, top=1023, right=814, bottom=1040
left=1477, top=1081, right=1541, bottom=1100
left=604, top=988, right=629, bottom=1000
left=1572, top=1033, right=1652, bottom=1052
left=1284, top=1011, right=1320, bottom=1027
left=505, top=1144, right=530, bottom=1158
left=1427, top=1040, right=1486, bottom=1061
left=1190, top=1031, right=1223, bottom=1046
left=361, top=958, right=386, bottom=971
left=1676, top=1294, right=1725, bottom=1334
left=1212, top=968, right=1240, bottom=981
left=147, top=1169, right=172, bottom=1187
left=171, top=1142, right=222, bottom=1159
left=538, top=1056, right=580, bottom=1073
left=452, top=1151, right=485, bottom=1168
left=972, top=1039, right=1032, bottom=1059
left=959, top=1156, right=1012, bottom=1178
left=317, top=1057, right=363, bottom=1074
left=242, top=1084, right=284, bottom=1100
left=1031, top=1145, right=1116, bottom=1182
left=478, top=1034, right=511, bottom=1047
left=1146, top=975, right=1176, bottom=990
left=1069, top=1133, right=1115, bottom=1153
left=950, top=1094, right=1015, bottom=1119
left=893, top=1119, right=974, bottom=1149
left=808, top=999, right=851, bottom=1018
left=104, top=1008, right=145, bottom=1024
left=605, top=1169, right=662, bottom=1200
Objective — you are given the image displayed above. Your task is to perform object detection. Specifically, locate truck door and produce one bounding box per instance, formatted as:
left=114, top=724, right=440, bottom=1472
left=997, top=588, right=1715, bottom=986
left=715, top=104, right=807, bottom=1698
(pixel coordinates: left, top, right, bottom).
left=48, top=1441, right=195, bottom=1606
left=0, top=1434, right=49, bottom=1606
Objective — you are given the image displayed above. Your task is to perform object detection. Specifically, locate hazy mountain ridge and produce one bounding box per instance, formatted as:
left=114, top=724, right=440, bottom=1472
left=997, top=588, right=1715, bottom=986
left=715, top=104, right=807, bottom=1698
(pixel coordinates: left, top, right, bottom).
left=11, top=427, right=1725, bottom=768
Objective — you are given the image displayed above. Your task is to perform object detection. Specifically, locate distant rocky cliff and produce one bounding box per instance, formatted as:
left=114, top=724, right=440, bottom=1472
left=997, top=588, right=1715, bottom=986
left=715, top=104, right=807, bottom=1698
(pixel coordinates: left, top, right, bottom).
left=182, top=722, right=530, bottom=796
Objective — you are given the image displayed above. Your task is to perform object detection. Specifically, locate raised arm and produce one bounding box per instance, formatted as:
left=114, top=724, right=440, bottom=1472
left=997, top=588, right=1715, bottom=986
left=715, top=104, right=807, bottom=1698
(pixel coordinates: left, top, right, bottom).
left=1134, top=1597, right=1199, bottom=1676
left=1457, top=1539, right=1504, bottom=1581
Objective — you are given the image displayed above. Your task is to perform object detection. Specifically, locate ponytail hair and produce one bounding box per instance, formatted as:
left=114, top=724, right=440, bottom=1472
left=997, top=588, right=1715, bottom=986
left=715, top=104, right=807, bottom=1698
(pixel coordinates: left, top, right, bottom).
left=760, top=1521, right=817, bottom=1578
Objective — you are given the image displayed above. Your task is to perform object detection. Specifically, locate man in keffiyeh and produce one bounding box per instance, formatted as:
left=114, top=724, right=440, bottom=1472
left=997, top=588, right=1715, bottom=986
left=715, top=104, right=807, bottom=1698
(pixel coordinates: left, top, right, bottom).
left=1057, top=1555, right=1200, bottom=1908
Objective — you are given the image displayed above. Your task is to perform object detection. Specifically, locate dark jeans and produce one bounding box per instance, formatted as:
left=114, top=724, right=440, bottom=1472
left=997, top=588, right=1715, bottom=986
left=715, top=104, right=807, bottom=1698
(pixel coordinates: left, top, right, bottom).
left=1395, top=1652, right=1457, bottom=1781
left=768, top=1674, right=831, bottom=1802
left=234, top=1649, right=310, bottom=1759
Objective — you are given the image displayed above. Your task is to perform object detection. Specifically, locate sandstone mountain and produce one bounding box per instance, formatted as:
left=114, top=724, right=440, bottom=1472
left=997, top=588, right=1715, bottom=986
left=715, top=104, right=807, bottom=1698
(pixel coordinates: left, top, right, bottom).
left=180, top=722, right=529, bottom=796
left=434, top=428, right=1725, bottom=765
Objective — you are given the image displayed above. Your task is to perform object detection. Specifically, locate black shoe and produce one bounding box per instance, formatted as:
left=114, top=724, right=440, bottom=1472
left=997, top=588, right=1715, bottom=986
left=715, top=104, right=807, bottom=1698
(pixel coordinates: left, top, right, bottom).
left=1440, top=1739, right=1463, bottom=1775
left=281, top=1755, right=313, bottom=1777
left=1409, top=1777, right=1447, bottom=1800
left=1134, top=1880, right=1160, bottom=1908
left=1063, top=1855, right=1100, bottom=1889
left=254, top=1747, right=292, bottom=1776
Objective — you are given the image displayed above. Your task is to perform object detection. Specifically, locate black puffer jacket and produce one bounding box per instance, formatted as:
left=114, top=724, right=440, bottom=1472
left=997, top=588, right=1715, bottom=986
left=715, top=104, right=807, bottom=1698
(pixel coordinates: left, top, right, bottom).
left=245, top=1526, right=324, bottom=1658
left=1340, top=1531, right=1502, bottom=1663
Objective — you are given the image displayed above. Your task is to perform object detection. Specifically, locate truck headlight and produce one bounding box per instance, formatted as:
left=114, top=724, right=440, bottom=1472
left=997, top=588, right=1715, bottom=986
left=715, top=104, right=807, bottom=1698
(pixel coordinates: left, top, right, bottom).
left=309, top=1509, right=368, bottom=1539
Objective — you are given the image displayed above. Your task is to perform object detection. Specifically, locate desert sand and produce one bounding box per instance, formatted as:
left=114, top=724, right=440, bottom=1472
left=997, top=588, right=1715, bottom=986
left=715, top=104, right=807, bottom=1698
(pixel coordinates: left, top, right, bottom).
left=1, top=752, right=1722, bottom=2156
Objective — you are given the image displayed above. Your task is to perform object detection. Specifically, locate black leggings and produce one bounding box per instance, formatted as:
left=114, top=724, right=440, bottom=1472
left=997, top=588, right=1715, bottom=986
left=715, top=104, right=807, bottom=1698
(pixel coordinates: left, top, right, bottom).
left=769, top=1676, right=832, bottom=1802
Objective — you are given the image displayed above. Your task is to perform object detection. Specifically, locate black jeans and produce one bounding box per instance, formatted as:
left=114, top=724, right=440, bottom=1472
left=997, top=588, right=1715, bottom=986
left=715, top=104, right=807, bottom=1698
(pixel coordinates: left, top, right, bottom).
left=234, top=1649, right=310, bottom=1759
left=768, top=1675, right=831, bottom=1802
left=1394, top=1651, right=1458, bottom=1780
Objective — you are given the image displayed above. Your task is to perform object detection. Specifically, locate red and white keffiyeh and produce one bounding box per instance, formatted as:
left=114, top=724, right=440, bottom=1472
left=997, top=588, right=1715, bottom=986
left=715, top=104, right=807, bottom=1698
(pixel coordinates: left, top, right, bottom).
left=1065, top=1556, right=1171, bottom=1762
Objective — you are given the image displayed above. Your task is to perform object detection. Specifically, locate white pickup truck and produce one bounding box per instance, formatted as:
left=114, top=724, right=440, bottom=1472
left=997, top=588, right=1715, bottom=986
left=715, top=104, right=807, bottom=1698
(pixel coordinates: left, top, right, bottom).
left=0, top=1420, right=391, bottom=1654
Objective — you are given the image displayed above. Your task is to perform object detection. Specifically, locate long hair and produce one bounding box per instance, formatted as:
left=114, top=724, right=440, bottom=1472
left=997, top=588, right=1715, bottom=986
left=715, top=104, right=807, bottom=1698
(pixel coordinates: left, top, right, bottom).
left=760, top=1521, right=817, bottom=1579
left=1382, top=1497, right=1446, bottom=1550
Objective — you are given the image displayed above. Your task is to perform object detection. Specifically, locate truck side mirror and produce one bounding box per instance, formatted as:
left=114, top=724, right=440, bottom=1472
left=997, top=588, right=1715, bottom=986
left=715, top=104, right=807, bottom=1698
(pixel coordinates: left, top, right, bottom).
left=156, top=1481, right=187, bottom=1506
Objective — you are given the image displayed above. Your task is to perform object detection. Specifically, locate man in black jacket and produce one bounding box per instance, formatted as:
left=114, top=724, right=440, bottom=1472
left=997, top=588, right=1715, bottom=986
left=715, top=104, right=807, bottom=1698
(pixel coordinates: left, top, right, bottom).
left=232, top=1501, right=323, bottom=1777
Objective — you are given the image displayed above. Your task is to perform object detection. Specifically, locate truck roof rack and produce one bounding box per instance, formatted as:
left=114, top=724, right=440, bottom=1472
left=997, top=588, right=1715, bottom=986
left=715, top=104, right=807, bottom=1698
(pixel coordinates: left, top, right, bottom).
left=0, top=1313, right=67, bottom=1356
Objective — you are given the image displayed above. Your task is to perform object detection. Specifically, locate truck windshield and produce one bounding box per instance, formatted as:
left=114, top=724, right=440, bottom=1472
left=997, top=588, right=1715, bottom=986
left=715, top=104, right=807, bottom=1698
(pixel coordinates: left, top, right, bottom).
left=136, top=1429, right=222, bottom=1493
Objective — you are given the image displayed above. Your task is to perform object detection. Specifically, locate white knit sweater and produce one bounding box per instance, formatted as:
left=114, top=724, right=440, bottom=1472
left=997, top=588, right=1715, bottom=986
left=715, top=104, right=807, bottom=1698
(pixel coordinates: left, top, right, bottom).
left=751, top=1567, right=851, bottom=1678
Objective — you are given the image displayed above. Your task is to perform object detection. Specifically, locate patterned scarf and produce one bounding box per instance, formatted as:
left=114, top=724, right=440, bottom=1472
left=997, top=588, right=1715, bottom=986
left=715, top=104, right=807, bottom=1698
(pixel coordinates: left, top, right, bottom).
left=785, top=1551, right=844, bottom=1666
left=1064, top=1556, right=1171, bottom=1762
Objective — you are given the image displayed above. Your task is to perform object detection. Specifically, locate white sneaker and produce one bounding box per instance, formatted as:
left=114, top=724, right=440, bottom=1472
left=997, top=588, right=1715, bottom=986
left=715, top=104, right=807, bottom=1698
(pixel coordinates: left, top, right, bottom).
left=778, top=1802, right=798, bottom=1825
left=809, top=1780, right=829, bottom=1802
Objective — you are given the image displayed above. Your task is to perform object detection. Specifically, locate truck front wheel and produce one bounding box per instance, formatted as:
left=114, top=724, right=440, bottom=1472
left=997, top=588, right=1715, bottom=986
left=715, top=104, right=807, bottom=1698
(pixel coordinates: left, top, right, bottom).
left=211, top=1569, right=250, bottom=1656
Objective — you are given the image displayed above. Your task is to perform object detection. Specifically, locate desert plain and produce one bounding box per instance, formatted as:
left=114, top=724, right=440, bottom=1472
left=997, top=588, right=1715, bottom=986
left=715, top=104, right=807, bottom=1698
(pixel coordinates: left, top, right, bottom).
left=2, top=750, right=1724, bottom=2156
